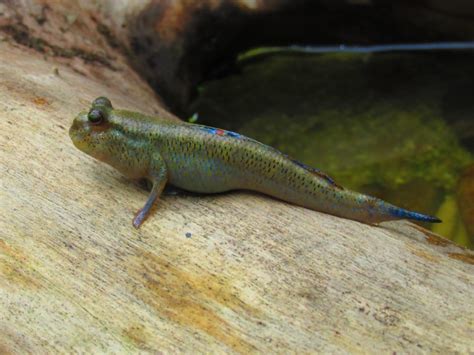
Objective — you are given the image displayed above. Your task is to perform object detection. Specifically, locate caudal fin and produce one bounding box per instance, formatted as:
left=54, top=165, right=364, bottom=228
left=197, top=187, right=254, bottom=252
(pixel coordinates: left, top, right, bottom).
left=387, top=205, right=442, bottom=223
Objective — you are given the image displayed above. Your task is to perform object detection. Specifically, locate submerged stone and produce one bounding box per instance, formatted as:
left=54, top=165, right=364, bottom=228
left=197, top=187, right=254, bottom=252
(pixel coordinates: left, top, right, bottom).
left=191, top=52, right=474, bottom=247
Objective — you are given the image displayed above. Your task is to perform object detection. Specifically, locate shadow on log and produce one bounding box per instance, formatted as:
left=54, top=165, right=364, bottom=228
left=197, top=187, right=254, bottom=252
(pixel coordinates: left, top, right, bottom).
left=0, top=1, right=473, bottom=353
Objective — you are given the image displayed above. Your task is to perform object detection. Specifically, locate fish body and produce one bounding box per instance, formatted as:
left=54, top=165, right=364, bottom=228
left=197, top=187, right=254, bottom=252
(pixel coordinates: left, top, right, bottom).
left=69, top=97, right=441, bottom=228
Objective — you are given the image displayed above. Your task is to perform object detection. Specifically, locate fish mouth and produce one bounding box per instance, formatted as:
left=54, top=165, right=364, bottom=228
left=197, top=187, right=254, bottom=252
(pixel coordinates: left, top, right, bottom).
left=69, top=119, right=90, bottom=152
left=69, top=121, right=81, bottom=142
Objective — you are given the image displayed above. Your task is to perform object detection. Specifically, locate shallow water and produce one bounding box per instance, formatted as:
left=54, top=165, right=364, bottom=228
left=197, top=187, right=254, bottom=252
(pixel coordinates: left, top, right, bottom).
left=189, top=51, right=474, bottom=248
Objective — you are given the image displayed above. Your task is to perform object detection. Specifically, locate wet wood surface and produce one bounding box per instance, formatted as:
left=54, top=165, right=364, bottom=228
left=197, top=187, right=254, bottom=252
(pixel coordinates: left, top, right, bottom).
left=1, top=1, right=474, bottom=353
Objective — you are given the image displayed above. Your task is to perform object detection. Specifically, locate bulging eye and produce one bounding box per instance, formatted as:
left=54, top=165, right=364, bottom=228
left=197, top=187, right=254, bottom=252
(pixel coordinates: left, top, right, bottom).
left=88, top=108, right=104, bottom=124
left=92, top=97, right=112, bottom=108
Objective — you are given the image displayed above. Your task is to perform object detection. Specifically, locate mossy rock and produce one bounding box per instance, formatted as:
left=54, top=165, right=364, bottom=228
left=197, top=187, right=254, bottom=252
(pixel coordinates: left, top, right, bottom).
left=191, top=52, right=474, bottom=245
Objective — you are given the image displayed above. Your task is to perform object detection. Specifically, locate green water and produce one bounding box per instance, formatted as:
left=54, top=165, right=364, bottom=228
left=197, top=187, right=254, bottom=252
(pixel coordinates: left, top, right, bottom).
left=189, top=51, right=474, bottom=248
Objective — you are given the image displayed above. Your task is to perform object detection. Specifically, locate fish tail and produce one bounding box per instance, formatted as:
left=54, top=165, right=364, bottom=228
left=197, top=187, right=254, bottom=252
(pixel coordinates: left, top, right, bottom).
left=348, top=196, right=443, bottom=224
left=384, top=204, right=442, bottom=223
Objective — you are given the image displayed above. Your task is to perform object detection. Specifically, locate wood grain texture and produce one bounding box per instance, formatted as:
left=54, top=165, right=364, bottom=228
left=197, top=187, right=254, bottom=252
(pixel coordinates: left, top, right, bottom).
left=1, top=4, right=474, bottom=354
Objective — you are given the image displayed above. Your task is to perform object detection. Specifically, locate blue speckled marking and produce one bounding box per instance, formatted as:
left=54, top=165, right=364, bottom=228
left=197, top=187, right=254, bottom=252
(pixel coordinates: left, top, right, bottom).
left=197, top=125, right=242, bottom=139
left=197, top=124, right=340, bottom=187
left=225, top=131, right=241, bottom=138
left=387, top=205, right=441, bottom=223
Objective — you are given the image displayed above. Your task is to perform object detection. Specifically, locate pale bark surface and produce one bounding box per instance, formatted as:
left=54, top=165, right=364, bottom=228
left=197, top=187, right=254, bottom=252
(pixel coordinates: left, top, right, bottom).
left=1, top=1, right=473, bottom=354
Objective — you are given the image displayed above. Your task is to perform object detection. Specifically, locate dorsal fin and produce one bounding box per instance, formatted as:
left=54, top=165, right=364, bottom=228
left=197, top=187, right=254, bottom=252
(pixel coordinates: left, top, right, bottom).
left=195, top=124, right=344, bottom=190
left=196, top=125, right=244, bottom=139
left=291, top=159, right=344, bottom=190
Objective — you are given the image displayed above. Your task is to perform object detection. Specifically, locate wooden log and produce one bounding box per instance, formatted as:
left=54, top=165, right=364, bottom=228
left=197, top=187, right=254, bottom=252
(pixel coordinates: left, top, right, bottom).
left=1, top=1, right=473, bottom=353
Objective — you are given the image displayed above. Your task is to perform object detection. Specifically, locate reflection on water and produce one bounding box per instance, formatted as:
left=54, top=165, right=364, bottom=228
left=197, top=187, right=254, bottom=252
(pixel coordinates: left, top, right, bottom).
left=189, top=51, right=474, bottom=248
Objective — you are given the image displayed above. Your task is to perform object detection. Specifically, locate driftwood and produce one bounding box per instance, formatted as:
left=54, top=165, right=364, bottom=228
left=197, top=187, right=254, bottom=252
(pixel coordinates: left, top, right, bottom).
left=1, top=1, right=473, bottom=353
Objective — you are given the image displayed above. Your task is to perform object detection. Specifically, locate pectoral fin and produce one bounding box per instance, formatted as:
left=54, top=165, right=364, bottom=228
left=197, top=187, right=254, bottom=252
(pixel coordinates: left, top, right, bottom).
left=133, top=155, right=168, bottom=228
